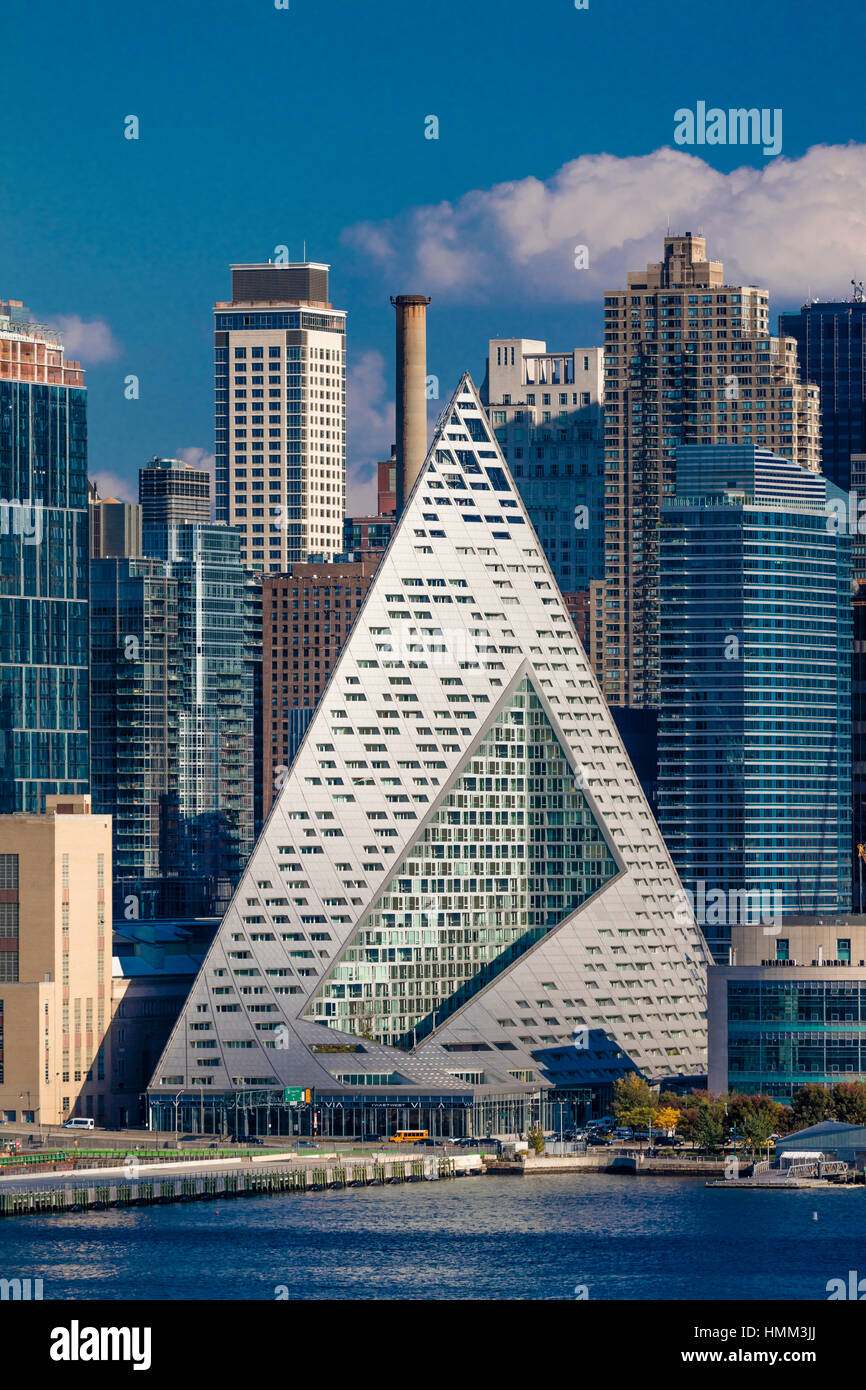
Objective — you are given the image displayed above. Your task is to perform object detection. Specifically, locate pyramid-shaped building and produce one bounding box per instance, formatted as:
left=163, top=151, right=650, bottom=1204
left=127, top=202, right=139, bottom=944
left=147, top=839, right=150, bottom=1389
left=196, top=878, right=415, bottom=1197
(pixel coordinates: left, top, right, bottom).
left=149, top=376, right=710, bottom=1138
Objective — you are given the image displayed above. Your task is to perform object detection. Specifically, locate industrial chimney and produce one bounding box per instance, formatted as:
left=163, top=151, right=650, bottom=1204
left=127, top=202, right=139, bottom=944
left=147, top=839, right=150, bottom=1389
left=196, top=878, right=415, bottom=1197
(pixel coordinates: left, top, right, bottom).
left=391, top=294, right=431, bottom=514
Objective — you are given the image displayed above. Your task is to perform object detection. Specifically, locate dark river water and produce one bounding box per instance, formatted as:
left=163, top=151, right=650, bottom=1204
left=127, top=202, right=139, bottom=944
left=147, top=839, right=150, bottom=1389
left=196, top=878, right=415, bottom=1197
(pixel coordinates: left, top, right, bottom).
left=2, top=1173, right=863, bottom=1300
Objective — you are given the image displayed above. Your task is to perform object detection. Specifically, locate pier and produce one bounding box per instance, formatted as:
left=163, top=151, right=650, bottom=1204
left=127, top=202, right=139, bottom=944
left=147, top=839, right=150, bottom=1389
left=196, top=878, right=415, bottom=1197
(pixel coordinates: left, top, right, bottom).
left=0, top=1151, right=482, bottom=1219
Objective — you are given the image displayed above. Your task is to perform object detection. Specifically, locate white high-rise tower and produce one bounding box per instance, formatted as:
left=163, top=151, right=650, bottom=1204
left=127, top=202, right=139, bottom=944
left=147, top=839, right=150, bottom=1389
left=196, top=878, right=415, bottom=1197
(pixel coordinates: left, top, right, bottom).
left=214, top=262, right=346, bottom=571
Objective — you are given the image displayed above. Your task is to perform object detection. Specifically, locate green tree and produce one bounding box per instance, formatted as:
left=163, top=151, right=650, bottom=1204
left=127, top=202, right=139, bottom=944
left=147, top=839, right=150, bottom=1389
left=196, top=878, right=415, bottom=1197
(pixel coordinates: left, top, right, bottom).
left=831, top=1082, right=866, bottom=1125
left=723, top=1092, right=755, bottom=1135
left=613, top=1074, right=657, bottom=1124
left=694, top=1107, right=724, bottom=1152
left=740, top=1096, right=785, bottom=1153
left=791, top=1083, right=835, bottom=1130
left=676, top=1105, right=701, bottom=1144
left=527, top=1124, right=545, bottom=1156
left=620, top=1104, right=657, bottom=1137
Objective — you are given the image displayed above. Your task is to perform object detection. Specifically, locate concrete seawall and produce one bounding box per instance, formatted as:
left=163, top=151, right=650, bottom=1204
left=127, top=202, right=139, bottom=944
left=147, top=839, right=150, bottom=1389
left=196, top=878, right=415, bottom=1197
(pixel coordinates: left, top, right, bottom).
left=493, top=1153, right=727, bottom=1176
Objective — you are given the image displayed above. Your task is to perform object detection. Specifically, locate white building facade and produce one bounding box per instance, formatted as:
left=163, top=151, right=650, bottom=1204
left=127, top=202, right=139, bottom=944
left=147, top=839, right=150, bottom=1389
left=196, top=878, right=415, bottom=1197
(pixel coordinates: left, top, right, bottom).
left=214, top=262, right=346, bottom=571
left=152, top=375, right=709, bottom=1137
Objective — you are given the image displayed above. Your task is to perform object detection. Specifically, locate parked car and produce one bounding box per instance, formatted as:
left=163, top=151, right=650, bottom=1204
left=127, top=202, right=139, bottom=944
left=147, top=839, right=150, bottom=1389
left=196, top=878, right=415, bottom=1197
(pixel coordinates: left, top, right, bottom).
left=588, top=1133, right=614, bottom=1147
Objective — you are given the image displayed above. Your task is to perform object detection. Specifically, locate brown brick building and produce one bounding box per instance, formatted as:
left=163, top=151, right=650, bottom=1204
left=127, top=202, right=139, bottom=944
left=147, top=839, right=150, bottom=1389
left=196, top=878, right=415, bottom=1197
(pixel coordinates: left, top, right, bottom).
left=262, top=557, right=381, bottom=812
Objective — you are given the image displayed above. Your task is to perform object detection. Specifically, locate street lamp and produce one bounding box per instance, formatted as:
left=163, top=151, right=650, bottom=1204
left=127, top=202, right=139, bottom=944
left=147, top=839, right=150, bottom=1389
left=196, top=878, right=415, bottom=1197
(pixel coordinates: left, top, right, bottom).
left=18, top=1091, right=40, bottom=1138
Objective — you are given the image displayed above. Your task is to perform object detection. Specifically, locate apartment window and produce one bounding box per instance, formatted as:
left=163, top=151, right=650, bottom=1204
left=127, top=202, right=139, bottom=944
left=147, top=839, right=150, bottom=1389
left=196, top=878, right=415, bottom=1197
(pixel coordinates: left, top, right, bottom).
left=0, top=855, right=18, bottom=889
left=0, top=954, right=19, bottom=982
left=838, top=939, right=851, bottom=964
left=775, top=939, right=789, bottom=962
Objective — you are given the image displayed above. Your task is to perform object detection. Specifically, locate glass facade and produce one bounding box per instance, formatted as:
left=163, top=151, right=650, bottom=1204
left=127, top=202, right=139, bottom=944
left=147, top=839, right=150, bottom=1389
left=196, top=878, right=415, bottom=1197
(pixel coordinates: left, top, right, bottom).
left=727, top=978, right=866, bottom=1100
left=90, top=558, right=180, bottom=915
left=659, top=446, right=852, bottom=960
left=306, top=680, right=618, bottom=1047
left=147, top=1086, right=547, bottom=1140
left=151, top=524, right=258, bottom=900
left=854, top=591, right=866, bottom=909
left=780, top=300, right=866, bottom=492
left=92, top=525, right=259, bottom=917
left=0, top=378, right=89, bottom=812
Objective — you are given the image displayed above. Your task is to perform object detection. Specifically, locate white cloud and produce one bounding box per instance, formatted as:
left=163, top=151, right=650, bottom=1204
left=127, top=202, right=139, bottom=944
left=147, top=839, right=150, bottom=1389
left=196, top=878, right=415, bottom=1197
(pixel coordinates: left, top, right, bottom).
left=343, top=143, right=866, bottom=305
left=176, top=448, right=216, bottom=518
left=89, top=470, right=136, bottom=503
left=47, top=315, right=121, bottom=363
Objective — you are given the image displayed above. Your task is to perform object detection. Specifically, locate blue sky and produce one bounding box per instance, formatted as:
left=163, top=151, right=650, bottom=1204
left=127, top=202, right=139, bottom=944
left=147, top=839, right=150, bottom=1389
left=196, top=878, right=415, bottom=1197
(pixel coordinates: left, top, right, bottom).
left=3, top=0, right=865, bottom=509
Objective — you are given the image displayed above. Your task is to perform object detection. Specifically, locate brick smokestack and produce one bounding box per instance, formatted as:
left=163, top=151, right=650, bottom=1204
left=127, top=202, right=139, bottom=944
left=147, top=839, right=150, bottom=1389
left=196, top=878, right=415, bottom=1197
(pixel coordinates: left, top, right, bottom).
left=391, top=294, right=431, bottom=514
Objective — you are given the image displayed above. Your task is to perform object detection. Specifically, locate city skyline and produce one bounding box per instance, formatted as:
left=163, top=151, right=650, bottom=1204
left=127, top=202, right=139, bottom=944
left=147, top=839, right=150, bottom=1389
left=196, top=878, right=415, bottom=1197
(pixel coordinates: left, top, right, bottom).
left=3, top=0, right=866, bottom=514
left=3, top=0, right=866, bottom=1322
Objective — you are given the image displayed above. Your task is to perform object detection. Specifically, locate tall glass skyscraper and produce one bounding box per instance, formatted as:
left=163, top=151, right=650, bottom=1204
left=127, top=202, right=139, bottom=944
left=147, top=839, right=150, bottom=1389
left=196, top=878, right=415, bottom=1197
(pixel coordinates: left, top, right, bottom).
left=0, top=300, right=89, bottom=813
left=780, top=295, right=866, bottom=492
left=658, top=445, right=852, bottom=961
left=93, top=519, right=259, bottom=919
left=90, top=556, right=180, bottom=918
left=150, top=522, right=258, bottom=905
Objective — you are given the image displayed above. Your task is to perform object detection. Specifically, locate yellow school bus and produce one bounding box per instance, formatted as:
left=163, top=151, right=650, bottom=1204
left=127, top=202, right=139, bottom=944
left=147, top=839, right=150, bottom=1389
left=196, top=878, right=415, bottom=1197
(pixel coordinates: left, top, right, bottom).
left=388, top=1129, right=429, bottom=1144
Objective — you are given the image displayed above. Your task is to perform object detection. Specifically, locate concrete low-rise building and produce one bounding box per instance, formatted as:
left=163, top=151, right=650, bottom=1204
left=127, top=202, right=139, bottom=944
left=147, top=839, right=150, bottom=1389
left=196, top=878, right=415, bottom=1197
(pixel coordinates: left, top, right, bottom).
left=0, top=795, right=112, bottom=1127
left=709, top=920, right=866, bottom=1101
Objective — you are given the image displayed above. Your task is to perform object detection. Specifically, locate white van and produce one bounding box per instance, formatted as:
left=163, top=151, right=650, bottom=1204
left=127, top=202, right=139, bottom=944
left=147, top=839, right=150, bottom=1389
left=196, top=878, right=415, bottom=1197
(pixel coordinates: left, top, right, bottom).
left=63, top=1117, right=95, bottom=1130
